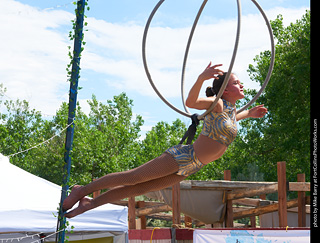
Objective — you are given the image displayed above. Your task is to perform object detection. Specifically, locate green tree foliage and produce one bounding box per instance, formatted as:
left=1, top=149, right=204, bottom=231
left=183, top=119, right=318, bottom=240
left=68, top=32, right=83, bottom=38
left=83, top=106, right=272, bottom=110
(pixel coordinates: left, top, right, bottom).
left=229, top=11, right=310, bottom=182
left=0, top=98, right=47, bottom=171
left=138, top=119, right=187, bottom=163
left=69, top=93, right=143, bottom=186
left=0, top=93, right=143, bottom=186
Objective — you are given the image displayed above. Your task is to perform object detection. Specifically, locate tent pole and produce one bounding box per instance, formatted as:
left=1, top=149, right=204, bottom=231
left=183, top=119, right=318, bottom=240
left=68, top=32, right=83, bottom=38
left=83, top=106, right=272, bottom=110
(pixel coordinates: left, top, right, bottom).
left=56, top=1, right=86, bottom=242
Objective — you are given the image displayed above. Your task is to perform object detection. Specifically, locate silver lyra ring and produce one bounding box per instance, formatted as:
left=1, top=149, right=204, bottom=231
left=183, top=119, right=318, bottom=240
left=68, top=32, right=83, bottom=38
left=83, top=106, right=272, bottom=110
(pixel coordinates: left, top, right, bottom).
left=142, top=0, right=275, bottom=119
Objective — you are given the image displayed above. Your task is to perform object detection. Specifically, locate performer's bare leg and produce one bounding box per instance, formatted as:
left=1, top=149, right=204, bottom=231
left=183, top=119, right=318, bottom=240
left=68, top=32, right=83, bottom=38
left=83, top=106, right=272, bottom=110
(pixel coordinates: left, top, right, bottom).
left=63, top=153, right=179, bottom=211
left=65, top=173, right=186, bottom=218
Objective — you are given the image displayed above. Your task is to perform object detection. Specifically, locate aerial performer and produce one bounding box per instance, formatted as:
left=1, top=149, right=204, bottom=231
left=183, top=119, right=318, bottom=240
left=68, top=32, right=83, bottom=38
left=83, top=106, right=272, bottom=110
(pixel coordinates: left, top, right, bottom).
left=63, top=62, right=268, bottom=218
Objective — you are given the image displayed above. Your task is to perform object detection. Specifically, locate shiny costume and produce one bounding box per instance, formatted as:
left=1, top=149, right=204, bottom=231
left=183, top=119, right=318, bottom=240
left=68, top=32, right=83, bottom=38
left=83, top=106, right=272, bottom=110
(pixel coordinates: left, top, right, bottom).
left=166, top=99, right=237, bottom=177
left=166, top=144, right=204, bottom=176
left=201, top=99, right=238, bottom=146
left=63, top=99, right=239, bottom=216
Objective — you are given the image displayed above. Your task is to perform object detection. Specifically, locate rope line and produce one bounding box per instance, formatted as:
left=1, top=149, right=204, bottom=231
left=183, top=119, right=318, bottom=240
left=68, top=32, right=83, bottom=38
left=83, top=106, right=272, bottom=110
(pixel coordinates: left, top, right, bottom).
left=0, top=229, right=64, bottom=243
left=8, top=119, right=74, bottom=158
left=30, top=229, right=64, bottom=243
left=0, top=232, right=43, bottom=242
left=150, top=227, right=160, bottom=242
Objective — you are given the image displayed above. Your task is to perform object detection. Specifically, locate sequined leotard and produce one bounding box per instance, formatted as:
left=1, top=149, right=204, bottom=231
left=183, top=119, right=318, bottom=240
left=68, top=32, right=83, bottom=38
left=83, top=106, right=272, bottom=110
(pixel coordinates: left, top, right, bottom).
left=166, top=99, right=238, bottom=177
left=201, top=99, right=237, bottom=146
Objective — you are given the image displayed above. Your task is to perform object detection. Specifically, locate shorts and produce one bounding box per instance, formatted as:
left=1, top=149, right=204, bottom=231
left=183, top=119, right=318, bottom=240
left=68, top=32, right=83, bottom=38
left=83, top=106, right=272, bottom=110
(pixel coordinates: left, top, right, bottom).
left=165, top=144, right=205, bottom=177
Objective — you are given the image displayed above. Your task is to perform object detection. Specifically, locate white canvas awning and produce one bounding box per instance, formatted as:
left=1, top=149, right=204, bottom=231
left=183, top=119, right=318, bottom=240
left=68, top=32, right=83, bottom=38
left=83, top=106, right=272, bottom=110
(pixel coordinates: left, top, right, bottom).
left=0, top=154, right=128, bottom=241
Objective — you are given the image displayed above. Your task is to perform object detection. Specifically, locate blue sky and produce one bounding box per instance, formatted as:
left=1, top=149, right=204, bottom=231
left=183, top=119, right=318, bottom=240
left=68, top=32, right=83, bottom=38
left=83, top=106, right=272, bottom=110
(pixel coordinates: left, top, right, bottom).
left=0, top=0, right=310, bottom=137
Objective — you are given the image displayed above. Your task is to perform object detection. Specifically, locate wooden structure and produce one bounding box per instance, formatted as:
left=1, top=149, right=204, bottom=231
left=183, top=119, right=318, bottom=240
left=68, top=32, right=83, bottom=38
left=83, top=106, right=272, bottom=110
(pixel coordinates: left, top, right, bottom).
left=95, top=161, right=310, bottom=229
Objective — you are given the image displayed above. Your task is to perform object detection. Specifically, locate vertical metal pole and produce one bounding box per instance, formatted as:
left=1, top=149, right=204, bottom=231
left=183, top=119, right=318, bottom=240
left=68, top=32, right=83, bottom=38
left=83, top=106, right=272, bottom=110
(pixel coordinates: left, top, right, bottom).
left=56, top=1, right=85, bottom=242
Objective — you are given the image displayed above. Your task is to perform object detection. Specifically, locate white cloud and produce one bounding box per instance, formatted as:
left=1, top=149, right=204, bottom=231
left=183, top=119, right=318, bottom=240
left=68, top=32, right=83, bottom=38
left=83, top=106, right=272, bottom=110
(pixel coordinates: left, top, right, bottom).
left=0, top=0, right=309, bottom=119
left=82, top=5, right=309, bottom=102
left=0, top=0, right=73, bottom=115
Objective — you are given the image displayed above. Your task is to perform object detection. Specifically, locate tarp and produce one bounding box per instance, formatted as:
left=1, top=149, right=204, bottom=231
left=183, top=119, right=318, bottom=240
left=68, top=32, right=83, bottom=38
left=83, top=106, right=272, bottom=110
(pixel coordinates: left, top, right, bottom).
left=260, top=211, right=311, bottom=227
left=0, top=154, right=128, bottom=237
left=146, top=187, right=225, bottom=224
left=193, top=229, right=310, bottom=243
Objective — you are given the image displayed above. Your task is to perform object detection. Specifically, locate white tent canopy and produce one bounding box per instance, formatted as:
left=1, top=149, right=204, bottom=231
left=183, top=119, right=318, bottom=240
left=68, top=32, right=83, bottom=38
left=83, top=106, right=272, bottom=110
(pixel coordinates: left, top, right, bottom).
left=0, top=154, right=128, bottom=241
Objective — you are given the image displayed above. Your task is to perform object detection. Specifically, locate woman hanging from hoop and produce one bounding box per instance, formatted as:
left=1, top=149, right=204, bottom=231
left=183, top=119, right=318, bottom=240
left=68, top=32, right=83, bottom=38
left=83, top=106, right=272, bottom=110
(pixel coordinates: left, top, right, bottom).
left=63, top=62, right=268, bottom=218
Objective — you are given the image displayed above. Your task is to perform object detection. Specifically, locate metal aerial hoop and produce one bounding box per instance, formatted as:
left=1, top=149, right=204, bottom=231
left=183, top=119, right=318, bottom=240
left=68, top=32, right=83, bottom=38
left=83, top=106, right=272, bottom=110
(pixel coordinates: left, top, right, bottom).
left=236, top=0, right=275, bottom=113
left=142, top=0, right=275, bottom=119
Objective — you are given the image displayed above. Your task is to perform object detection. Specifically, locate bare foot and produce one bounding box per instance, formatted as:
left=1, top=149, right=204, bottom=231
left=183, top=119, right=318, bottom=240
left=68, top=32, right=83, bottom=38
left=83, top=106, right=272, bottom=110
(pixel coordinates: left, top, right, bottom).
left=64, top=197, right=93, bottom=218
left=62, top=185, right=83, bottom=211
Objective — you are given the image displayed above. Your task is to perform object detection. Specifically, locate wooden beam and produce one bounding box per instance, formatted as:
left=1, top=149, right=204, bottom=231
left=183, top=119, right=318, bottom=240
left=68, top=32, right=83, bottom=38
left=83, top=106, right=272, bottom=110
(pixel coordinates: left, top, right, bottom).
left=297, top=174, right=306, bottom=227
left=289, top=182, right=310, bottom=192
left=233, top=198, right=270, bottom=207
left=185, top=180, right=277, bottom=190
left=233, top=206, right=255, bottom=213
left=224, top=170, right=233, bottom=227
left=167, top=180, right=310, bottom=192
left=136, top=204, right=172, bottom=217
left=233, top=197, right=310, bottom=220
left=112, top=200, right=164, bottom=207
left=277, top=161, right=288, bottom=227
left=146, top=213, right=206, bottom=228
left=227, top=183, right=278, bottom=200
left=146, top=213, right=175, bottom=222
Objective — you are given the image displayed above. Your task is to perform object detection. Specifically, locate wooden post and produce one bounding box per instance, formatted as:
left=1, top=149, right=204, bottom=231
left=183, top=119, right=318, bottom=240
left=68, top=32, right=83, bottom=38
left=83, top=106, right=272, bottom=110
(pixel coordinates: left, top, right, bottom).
left=250, top=216, right=256, bottom=227
left=277, top=162, right=287, bottom=227
left=92, top=190, right=100, bottom=198
left=259, top=194, right=266, bottom=225
left=184, top=215, right=193, bottom=228
left=172, top=183, right=181, bottom=225
left=128, top=197, right=136, bottom=229
left=297, top=173, right=306, bottom=227
left=259, top=194, right=266, bottom=200
left=137, top=201, right=146, bottom=229
left=224, top=170, right=233, bottom=227
left=92, top=179, right=101, bottom=198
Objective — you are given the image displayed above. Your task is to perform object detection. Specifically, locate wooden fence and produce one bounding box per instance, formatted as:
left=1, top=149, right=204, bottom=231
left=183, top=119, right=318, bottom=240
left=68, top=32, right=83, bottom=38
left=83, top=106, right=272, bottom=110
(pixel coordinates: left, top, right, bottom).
left=96, top=161, right=310, bottom=229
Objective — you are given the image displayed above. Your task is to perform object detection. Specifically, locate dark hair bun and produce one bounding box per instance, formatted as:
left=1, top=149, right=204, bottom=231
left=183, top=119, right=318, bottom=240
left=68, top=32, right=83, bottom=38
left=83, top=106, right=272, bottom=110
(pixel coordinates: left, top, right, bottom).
left=206, top=86, right=215, bottom=97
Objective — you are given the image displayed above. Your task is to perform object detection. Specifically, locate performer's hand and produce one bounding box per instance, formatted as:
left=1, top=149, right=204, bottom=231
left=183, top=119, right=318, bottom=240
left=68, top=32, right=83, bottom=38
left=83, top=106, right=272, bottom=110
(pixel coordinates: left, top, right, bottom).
left=249, top=104, right=268, bottom=118
left=198, top=61, right=224, bottom=82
